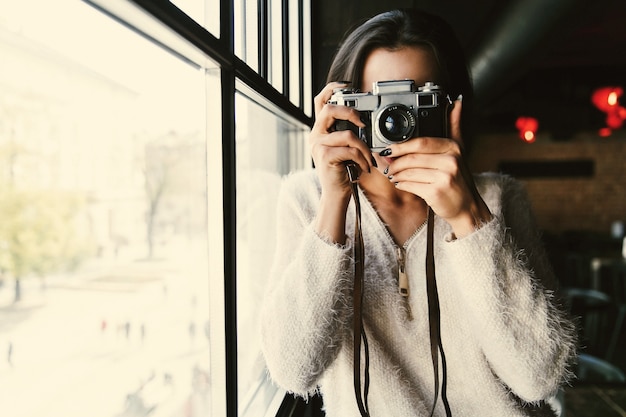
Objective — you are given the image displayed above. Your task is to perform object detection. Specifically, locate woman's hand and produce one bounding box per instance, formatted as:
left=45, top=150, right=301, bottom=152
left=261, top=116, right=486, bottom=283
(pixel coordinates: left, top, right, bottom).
left=310, top=82, right=376, bottom=243
left=382, top=99, right=492, bottom=238
left=311, top=82, right=376, bottom=199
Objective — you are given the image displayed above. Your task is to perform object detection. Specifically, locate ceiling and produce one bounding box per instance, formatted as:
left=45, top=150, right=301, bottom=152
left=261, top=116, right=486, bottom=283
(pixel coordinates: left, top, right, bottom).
left=312, top=0, right=626, bottom=139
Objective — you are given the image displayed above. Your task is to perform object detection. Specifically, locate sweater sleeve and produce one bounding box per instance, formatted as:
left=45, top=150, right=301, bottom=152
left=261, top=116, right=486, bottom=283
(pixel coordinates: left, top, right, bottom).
left=442, top=175, right=576, bottom=403
left=260, top=173, right=354, bottom=395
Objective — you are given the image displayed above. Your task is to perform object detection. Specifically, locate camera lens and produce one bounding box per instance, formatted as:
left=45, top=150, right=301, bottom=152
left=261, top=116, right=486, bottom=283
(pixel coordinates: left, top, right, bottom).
left=377, top=105, right=416, bottom=142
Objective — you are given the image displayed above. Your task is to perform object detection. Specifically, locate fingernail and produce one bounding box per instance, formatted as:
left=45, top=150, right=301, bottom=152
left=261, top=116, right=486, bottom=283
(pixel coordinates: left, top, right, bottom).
left=379, top=148, right=392, bottom=157
left=371, top=156, right=378, bottom=168
left=456, top=94, right=463, bottom=102
left=383, top=166, right=389, bottom=175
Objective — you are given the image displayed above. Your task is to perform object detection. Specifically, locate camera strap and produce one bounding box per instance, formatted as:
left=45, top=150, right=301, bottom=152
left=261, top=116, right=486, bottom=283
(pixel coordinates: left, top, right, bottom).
left=346, top=163, right=451, bottom=417
left=347, top=163, right=370, bottom=417
left=425, top=207, right=452, bottom=417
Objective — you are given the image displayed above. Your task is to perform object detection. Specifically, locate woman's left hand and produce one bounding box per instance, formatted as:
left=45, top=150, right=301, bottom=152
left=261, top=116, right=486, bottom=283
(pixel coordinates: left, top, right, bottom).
left=383, top=99, right=492, bottom=238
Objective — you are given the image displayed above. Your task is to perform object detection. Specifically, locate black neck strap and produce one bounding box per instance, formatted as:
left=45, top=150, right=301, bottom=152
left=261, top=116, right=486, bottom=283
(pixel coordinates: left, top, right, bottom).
left=347, top=163, right=451, bottom=417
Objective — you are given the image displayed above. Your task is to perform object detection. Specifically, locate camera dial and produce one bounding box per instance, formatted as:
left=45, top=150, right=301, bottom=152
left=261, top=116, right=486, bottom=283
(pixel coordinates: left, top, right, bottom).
left=418, top=81, right=440, bottom=92
left=331, top=86, right=356, bottom=95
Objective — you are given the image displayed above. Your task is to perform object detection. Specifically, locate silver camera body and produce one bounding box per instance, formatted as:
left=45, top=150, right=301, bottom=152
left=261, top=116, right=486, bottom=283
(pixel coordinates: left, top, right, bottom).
left=329, top=80, right=451, bottom=150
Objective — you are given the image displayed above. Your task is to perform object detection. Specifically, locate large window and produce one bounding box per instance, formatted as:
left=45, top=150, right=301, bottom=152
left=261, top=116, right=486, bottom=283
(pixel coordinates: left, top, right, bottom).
left=0, top=1, right=211, bottom=416
left=0, top=1, right=312, bottom=417
left=235, top=84, right=309, bottom=416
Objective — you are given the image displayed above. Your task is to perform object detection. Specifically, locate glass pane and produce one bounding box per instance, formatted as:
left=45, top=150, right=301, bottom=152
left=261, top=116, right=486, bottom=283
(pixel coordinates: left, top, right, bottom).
left=269, top=0, right=284, bottom=94
left=205, top=67, right=226, bottom=417
left=288, top=0, right=301, bottom=105
left=234, top=0, right=259, bottom=72
left=170, top=0, right=219, bottom=37
left=235, top=86, right=309, bottom=416
left=0, top=2, right=212, bottom=417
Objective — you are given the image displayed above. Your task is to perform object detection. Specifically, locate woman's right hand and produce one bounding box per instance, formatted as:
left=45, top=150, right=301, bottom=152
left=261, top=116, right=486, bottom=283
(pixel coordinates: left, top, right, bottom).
left=310, top=82, right=375, bottom=243
left=310, top=82, right=375, bottom=200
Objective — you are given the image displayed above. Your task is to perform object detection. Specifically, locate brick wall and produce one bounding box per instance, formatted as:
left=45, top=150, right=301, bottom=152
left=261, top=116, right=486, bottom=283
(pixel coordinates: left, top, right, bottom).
left=468, top=131, right=626, bottom=234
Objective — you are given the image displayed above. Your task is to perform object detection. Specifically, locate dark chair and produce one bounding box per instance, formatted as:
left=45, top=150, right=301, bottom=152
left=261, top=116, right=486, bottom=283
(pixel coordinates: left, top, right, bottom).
left=590, top=257, right=626, bottom=363
left=561, top=280, right=626, bottom=383
left=576, top=353, right=626, bottom=383
left=562, top=287, right=611, bottom=357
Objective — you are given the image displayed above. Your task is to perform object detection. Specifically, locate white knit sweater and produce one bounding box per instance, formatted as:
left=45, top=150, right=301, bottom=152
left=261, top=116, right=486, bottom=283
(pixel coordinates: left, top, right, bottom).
left=261, top=169, right=576, bottom=417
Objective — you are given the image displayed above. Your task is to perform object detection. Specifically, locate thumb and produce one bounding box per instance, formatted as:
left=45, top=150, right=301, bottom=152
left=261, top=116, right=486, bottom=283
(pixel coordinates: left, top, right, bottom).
left=449, top=96, right=463, bottom=143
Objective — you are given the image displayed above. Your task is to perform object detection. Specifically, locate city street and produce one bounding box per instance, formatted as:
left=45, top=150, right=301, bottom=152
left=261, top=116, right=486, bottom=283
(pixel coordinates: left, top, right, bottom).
left=0, top=255, right=211, bottom=417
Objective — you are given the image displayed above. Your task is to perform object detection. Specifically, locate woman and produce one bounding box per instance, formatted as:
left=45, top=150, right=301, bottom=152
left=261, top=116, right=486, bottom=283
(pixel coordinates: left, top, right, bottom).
left=261, top=9, right=576, bottom=417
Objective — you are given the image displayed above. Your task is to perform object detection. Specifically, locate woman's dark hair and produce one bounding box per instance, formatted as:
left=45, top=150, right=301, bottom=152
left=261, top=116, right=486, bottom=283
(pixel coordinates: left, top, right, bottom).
left=326, top=9, right=475, bottom=150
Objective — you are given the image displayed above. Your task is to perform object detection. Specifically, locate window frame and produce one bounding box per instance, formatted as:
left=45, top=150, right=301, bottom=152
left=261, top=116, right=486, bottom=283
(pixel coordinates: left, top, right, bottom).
left=86, top=0, right=314, bottom=415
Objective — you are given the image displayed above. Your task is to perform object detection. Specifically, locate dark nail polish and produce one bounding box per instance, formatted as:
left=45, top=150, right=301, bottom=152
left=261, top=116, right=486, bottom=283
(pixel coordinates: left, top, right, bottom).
left=379, top=148, right=392, bottom=157
left=371, top=156, right=378, bottom=168
left=383, top=166, right=389, bottom=175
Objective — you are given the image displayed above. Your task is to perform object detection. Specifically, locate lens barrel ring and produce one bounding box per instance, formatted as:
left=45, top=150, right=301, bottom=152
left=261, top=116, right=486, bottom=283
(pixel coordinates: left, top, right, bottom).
left=375, top=104, right=417, bottom=144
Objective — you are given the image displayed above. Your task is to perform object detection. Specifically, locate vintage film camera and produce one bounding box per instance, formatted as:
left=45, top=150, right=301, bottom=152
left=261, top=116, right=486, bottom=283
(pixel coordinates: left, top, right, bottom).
left=329, top=80, right=451, bottom=150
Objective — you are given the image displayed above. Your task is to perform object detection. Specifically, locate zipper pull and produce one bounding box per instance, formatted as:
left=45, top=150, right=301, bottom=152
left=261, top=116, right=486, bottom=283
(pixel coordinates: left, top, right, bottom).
left=397, top=247, right=409, bottom=297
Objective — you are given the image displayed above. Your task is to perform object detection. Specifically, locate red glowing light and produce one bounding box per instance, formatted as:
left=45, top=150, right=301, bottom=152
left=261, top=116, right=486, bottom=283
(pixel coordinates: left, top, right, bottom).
left=607, top=111, right=623, bottom=129
left=523, top=131, right=535, bottom=143
left=515, top=116, right=538, bottom=143
left=592, top=86, right=626, bottom=133
left=591, top=87, right=622, bottom=112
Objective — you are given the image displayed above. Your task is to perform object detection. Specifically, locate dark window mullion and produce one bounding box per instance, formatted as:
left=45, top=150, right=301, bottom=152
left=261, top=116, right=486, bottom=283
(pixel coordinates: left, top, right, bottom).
left=297, top=0, right=304, bottom=110
left=281, top=0, right=290, bottom=99
left=221, top=67, right=238, bottom=417
left=220, top=1, right=238, bottom=416
left=258, top=0, right=269, bottom=80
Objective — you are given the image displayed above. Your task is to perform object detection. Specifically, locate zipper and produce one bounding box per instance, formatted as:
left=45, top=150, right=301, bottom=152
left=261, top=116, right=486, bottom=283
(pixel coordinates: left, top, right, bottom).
left=397, top=246, right=413, bottom=321
left=397, top=246, right=409, bottom=297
